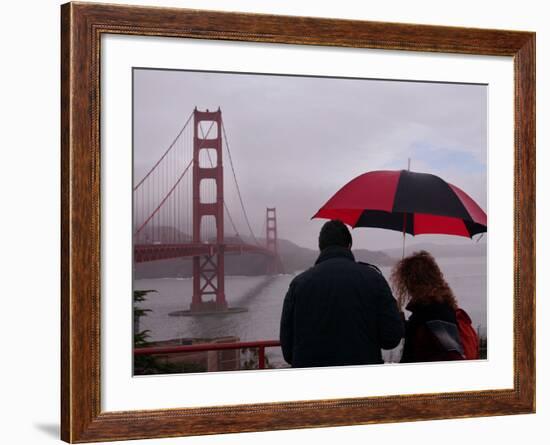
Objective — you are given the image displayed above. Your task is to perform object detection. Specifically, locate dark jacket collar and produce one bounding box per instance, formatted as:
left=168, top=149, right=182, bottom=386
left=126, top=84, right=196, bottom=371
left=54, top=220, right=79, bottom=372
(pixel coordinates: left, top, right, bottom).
left=315, top=246, right=355, bottom=265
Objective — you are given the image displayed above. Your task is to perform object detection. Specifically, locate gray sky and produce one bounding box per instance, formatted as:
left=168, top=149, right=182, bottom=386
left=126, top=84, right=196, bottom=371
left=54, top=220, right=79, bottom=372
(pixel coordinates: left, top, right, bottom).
left=134, top=68, right=487, bottom=251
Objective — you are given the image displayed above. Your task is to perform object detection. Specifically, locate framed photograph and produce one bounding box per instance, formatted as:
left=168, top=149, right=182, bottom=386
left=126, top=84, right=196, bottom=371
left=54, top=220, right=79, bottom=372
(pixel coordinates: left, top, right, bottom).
left=61, top=2, right=535, bottom=442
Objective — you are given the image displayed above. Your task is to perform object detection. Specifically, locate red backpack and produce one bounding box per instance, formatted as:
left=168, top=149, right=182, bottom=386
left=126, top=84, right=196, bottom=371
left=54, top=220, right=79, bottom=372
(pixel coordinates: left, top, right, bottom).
left=455, top=308, right=479, bottom=360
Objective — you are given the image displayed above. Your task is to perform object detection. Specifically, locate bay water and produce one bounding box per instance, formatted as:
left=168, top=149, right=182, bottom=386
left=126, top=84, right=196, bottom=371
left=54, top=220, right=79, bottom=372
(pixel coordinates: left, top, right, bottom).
left=136, top=255, right=486, bottom=367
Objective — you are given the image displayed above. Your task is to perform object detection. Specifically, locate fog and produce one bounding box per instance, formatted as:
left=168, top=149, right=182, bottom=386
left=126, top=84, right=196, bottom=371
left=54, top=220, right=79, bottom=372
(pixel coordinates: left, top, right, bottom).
left=134, top=68, right=487, bottom=251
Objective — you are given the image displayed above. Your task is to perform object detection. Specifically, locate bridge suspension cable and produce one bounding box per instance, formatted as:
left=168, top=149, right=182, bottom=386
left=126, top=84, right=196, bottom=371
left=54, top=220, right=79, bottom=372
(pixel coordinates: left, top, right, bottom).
left=221, top=120, right=260, bottom=246
left=134, top=109, right=263, bottom=248
left=134, top=159, right=193, bottom=235
left=133, top=110, right=194, bottom=191
left=134, top=120, right=215, bottom=237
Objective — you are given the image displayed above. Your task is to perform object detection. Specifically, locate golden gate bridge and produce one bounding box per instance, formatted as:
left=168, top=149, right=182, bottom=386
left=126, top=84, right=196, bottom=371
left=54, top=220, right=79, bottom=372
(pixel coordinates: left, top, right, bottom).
left=133, top=108, right=284, bottom=314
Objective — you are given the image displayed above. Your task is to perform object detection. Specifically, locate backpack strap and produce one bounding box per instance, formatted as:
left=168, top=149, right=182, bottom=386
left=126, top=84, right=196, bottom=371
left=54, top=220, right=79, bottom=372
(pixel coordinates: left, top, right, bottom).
left=455, top=308, right=472, bottom=324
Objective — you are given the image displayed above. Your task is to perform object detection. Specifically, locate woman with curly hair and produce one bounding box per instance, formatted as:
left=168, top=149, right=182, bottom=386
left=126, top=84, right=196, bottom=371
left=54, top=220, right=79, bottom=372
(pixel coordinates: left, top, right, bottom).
left=391, top=250, right=474, bottom=363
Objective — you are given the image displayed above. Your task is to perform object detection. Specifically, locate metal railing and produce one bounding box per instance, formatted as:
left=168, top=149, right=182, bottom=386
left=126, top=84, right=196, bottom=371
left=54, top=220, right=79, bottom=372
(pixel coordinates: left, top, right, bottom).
left=134, top=339, right=281, bottom=369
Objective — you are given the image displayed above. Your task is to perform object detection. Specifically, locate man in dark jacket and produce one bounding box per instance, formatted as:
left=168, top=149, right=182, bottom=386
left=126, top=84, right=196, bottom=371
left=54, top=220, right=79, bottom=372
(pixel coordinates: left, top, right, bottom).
left=279, top=220, right=404, bottom=368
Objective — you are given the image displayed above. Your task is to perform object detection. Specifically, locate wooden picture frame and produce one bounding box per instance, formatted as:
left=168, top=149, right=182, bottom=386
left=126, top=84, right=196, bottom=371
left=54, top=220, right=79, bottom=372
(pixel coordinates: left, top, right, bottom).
left=61, top=2, right=535, bottom=442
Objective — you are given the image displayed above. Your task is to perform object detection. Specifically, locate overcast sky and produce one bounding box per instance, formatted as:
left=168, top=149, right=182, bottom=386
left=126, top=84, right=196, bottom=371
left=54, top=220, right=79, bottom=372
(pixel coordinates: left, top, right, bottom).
left=134, top=68, right=487, bottom=251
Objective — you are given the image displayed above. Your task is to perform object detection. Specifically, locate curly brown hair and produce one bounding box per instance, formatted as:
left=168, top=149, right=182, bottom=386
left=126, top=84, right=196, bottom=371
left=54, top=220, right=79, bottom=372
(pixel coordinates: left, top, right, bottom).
left=390, top=250, right=458, bottom=311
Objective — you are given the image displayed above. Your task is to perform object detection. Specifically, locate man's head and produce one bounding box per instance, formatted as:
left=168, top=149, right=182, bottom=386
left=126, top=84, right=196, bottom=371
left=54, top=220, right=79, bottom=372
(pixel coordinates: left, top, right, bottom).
left=318, top=220, right=353, bottom=251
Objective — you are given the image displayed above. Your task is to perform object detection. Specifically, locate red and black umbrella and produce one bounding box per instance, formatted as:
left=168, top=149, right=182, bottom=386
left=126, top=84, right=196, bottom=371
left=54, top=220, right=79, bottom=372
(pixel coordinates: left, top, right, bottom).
left=313, top=170, right=486, bottom=238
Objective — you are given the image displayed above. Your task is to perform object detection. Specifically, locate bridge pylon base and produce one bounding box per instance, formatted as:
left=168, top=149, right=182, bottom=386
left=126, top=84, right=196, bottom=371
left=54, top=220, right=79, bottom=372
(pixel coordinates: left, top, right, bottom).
left=170, top=304, right=248, bottom=317
left=190, top=300, right=227, bottom=313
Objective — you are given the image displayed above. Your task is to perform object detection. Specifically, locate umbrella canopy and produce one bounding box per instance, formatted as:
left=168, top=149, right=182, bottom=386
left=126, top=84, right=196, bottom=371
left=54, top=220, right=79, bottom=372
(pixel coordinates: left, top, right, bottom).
left=313, top=170, right=487, bottom=238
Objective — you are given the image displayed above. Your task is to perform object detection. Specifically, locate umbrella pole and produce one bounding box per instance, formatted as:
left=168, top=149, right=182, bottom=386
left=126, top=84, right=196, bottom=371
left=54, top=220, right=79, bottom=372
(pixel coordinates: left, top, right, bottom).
left=402, top=214, right=406, bottom=259
left=402, top=158, right=411, bottom=259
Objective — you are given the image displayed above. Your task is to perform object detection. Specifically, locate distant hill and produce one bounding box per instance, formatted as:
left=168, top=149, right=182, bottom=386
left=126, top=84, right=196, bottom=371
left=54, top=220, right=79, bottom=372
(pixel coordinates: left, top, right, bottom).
left=134, top=232, right=394, bottom=279
left=133, top=226, right=484, bottom=280
left=383, top=241, right=487, bottom=260
left=276, top=238, right=393, bottom=274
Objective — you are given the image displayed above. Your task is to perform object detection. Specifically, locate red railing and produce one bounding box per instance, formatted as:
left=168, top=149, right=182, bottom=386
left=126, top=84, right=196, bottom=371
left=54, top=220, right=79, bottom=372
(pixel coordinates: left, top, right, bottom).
left=134, top=339, right=281, bottom=369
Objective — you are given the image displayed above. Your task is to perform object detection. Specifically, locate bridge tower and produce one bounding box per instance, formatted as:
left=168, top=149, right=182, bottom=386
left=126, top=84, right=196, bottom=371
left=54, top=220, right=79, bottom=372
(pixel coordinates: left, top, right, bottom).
left=266, top=207, right=283, bottom=274
left=266, top=208, right=278, bottom=254
left=190, top=108, right=227, bottom=312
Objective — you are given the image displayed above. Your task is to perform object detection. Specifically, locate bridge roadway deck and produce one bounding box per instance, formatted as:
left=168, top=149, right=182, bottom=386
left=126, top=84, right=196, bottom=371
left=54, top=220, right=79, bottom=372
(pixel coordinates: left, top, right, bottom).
left=134, top=243, right=277, bottom=263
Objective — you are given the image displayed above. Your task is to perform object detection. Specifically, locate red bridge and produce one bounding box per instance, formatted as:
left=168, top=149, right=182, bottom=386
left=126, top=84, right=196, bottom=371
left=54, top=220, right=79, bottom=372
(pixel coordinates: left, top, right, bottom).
left=134, top=108, right=283, bottom=313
